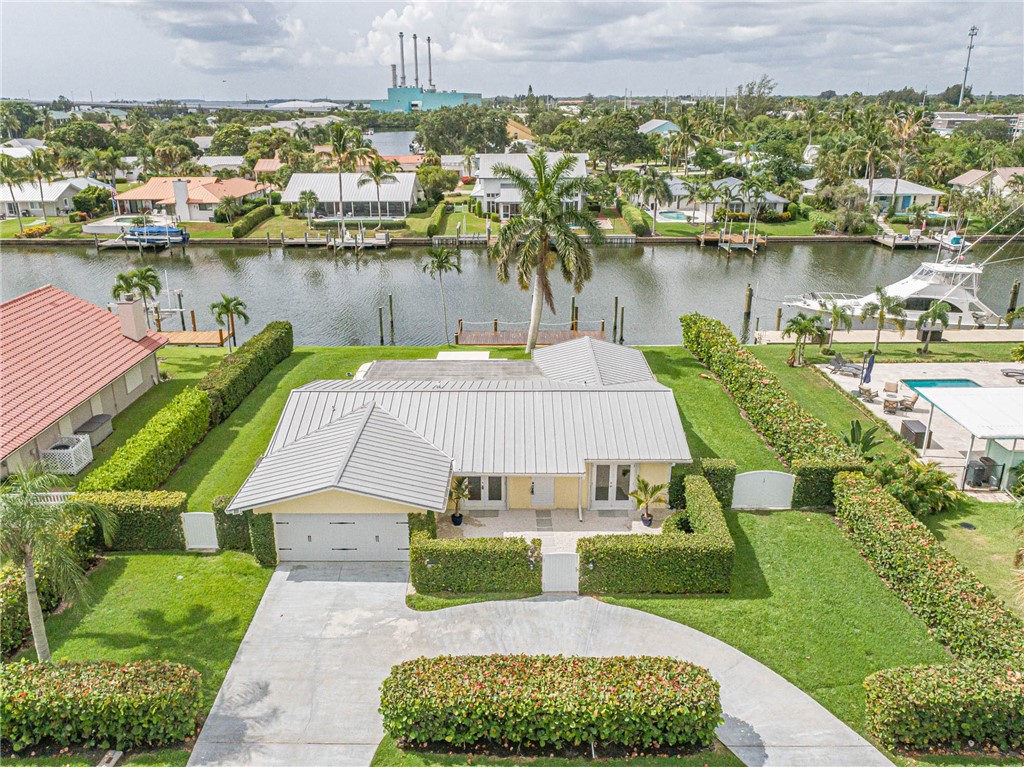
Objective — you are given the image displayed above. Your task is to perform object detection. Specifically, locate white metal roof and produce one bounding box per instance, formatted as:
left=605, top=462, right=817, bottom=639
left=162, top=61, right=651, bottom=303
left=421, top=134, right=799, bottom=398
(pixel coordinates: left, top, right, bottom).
left=0, top=177, right=108, bottom=203
left=533, top=337, right=654, bottom=386
left=918, top=387, right=1024, bottom=440
left=281, top=172, right=420, bottom=204
left=227, top=402, right=452, bottom=512
left=197, top=156, right=245, bottom=168
left=800, top=178, right=941, bottom=197
left=638, top=119, right=679, bottom=134
left=476, top=152, right=589, bottom=180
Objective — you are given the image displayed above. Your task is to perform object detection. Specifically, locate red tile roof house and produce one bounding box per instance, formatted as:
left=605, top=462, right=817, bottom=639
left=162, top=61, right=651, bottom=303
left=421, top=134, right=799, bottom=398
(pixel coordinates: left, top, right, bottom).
left=0, top=285, right=167, bottom=479
left=114, top=176, right=266, bottom=222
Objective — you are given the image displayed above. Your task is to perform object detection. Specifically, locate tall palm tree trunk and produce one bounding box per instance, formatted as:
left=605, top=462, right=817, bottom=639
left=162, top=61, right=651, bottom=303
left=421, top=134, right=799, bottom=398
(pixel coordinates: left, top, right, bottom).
left=874, top=314, right=884, bottom=352
left=377, top=184, right=383, bottom=227
left=526, top=270, right=545, bottom=353
left=651, top=199, right=658, bottom=236
left=337, top=168, right=346, bottom=241
left=37, top=178, right=47, bottom=223
left=439, top=273, right=451, bottom=346
left=6, top=182, right=24, bottom=233
left=23, top=548, right=51, bottom=662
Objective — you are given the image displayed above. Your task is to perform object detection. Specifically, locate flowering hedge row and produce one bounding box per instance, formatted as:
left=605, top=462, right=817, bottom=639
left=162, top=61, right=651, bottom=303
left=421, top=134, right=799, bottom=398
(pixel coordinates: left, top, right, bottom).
left=380, top=654, right=721, bottom=752
left=0, top=660, right=201, bottom=751
left=409, top=532, right=541, bottom=594
left=864, top=661, right=1024, bottom=750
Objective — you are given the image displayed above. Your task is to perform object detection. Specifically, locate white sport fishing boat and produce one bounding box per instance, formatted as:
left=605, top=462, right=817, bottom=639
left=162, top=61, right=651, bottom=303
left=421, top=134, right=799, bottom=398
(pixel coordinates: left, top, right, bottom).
left=785, top=257, right=1000, bottom=328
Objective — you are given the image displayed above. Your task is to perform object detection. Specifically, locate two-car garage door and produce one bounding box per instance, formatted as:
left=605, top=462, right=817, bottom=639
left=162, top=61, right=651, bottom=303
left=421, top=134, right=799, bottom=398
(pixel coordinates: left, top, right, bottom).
left=273, top=513, right=410, bottom=562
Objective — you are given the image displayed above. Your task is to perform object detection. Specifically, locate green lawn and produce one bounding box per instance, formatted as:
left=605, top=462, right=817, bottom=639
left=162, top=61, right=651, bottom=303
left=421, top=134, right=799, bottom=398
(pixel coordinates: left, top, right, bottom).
left=925, top=500, right=1021, bottom=617
left=407, top=592, right=536, bottom=611
left=598, top=207, right=631, bottom=235
left=0, top=216, right=88, bottom=238
left=799, top=341, right=1019, bottom=365
left=3, top=749, right=189, bottom=767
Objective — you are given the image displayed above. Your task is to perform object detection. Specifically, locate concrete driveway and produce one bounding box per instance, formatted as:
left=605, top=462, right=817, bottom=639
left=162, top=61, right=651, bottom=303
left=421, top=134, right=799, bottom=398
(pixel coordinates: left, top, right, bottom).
left=188, top=563, right=892, bottom=767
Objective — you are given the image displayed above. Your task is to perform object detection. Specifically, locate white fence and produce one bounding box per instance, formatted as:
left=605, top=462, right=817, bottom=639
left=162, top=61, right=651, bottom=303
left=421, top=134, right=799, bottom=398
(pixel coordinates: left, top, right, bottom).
left=182, top=512, right=218, bottom=551
left=541, top=552, right=579, bottom=594
left=41, top=435, right=93, bottom=475
left=732, top=471, right=796, bottom=510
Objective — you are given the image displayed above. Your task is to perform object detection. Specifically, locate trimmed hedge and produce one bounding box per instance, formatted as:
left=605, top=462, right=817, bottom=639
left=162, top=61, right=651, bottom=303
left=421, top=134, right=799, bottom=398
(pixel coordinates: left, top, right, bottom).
left=231, top=202, right=275, bottom=238
left=617, top=196, right=650, bottom=236
left=78, top=388, right=211, bottom=492
left=76, top=491, right=186, bottom=551
left=197, top=321, right=293, bottom=425
left=408, top=510, right=437, bottom=540
left=211, top=494, right=251, bottom=551
left=380, top=654, right=721, bottom=752
left=247, top=511, right=277, bottom=567
left=864, top=661, right=1024, bottom=751
left=410, top=532, right=541, bottom=594
left=700, top=458, right=737, bottom=507
left=0, top=660, right=201, bottom=751
left=833, top=472, right=1024, bottom=662
left=578, top=476, right=734, bottom=594
left=425, top=201, right=447, bottom=237
left=792, top=458, right=865, bottom=509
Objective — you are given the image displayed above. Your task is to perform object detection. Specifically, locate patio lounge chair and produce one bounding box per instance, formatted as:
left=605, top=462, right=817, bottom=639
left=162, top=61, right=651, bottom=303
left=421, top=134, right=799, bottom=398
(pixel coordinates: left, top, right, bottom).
left=858, top=384, right=879, bottom=402
left=830, top=352, right=863, bottom=376
left=899, top=392, right=919, bottom=411
left=1001, top=369, right=1024, bottom=378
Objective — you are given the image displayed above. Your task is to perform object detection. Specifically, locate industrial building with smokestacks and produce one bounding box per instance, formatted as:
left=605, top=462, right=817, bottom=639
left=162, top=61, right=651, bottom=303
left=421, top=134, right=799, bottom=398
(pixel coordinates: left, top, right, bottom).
left=369, top=32, right=482, bottom=113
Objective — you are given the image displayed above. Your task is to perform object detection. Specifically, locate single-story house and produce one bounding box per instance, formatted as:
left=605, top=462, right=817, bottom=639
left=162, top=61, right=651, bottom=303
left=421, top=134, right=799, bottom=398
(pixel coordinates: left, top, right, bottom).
left=281, top=172, right=422, bottom=219
left=441, top=154, right=471, bottom=174
left=251, top=116, right=345, bottom=135
left=470, top=152, right=589, bottom=219
left=0, top=286, right=166, bottom=479
left=225, top=338, right=691, bottom=562
left=667, top=176, right=789, bottom=215
left=799, top=177, right=942, bottom=211
left=196, top=155, right=246, bottom=173
left=1, top=177, right=111, bottom=219
left=114, top=177, right=266, bottom=222
left=193, top=136, right=214, bottom=152
left=1, top=138, right=46, bottom=159
left=948, top=167, right=1024, bottom=198
left=932, top=111, right=1023, bottom=139
left=253, top=155, right=284, bottom=177
left=638, top=119, right=680, bottom=136
left=117, top=156, right=144, bottom=182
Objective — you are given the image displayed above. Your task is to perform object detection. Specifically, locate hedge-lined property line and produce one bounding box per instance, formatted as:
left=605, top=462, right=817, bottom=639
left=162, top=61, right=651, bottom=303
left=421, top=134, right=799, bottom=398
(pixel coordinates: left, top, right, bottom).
left=577, top=475, right=734, bottom=594
left=380, top=654, right=721, bottom=752
left=410, top=531, right=542, bottom=594
left=0, top=660, right=201, bottom=751
left=231, top=202, right=275, bottom=238
left=425, top=201, right=447, bottom=237
left=77, top=491, right=187, bottom=551
left=615, top=196, right=650, bottom=237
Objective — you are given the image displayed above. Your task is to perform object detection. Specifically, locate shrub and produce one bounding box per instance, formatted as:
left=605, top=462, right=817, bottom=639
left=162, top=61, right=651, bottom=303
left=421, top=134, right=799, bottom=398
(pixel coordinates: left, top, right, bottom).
left=810, top=213, right=833, bottom=234
left=407, top=510, right=437, bottom=540
left=681, top=314, right=858, bottom=472
left=230, top=202, right=275, bottom=238
left=269, top=191, right=282, bottom=205
left=211, top=494, right=251, bottom=551
left=380, top=655, right=721, bottom=752
left=833, top=472, right=1024, bottom=662
left=16, top=224, right=52, bottom=239
left=792, top=458, right=865, bottom=508
left=864, top=453, right=964, bottom=517
left=617, top=197, right=650, bottom=236
left=213, top=196, right=265, bottom=223
left=410, top=532, right=541, bottom=594
left=787, top=202, right=802, bottom=220
left=700, top=458, right=736, bottom=507
left=425, top=200, right=446, bottom=237
left=79, top=388, right=211, bottom=491
left=68, top=211, right=88, bottom=223
left=247, top=511, right=276, bottom=567
left=73, top=185, right=114, bottom=217
left=76, top=491, right=186, bottom=551
left=197, top=321, right=293, bottom=425
left=667, top=468, right=687, bottom=509
left=0, top=660, right=201, bottom=751
left=578, top=476, right=734, bottom=594
left=865, top=661, right=1024, bottom=751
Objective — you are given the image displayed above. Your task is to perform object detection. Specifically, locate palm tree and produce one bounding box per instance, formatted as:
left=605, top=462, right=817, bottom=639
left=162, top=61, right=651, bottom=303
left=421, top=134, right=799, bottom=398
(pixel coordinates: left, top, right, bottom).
left=329, top=123, right=372, bottom=235
left=421, top=246, right=462, bottom=346
left=915, top=300, right=951, bottom=354
left=83, top=148, right=115, bottom=187
left=782, top=312, right=828, bottom=365
left=887, top=106, right=927, bottom=215
left=58, top=146, right=85, bottom=177
left=621, top=166, right=672, bottom=235
left=210, top=294, right=250, bottom=351
left=629, top=477, right=668, bottom=522
left=298, top=190, right=319, bottom=227
left=489, top=150, right=603, bottom=353
left=111, top=272, right=136, bottom=302
left=860, top=285, right=907, bottom=352
left=0, top=466, right=115, bottom=662
left=670, top=115, right=702, bottom=176
left=216, top=195, right=243, bottom=225
left=111, top=266, right=161, bottom=328
left=0, top=103, right=23, bottom=139
left=357, top=155, right=399, bottom=227
left=0, top=154, right=30, bottom=234
left=26, top=149, right=58, bottom=223
left=825, top=300, right=853, bottom=349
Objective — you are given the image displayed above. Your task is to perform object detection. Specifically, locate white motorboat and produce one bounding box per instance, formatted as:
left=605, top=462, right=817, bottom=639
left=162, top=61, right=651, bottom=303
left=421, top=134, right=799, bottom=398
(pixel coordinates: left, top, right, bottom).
left=785, top=258, right=1000, bottom=328
left=935, top=230, right=967, bottom=254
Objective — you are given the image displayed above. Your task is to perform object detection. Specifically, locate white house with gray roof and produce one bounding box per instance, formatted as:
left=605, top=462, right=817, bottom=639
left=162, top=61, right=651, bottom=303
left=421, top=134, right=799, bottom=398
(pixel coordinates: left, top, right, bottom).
left=667, top=176, right=790, bottom=216
left=800, top=177, right=942, bottom=211
left=281, top=172, right=423, bottom=220
left=226, top=337, right=691, bottom=562
left=470, top=152, right=589, bottom=220
left=1, top=177, right=111, bottom=219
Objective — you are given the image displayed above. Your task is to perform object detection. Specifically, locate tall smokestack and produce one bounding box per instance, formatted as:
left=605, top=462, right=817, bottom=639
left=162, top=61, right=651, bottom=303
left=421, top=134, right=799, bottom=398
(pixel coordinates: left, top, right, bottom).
left=399, top=32, right=407, bottom=87
left=390, top=64, right=397, bottom=89
left=427, top=36, right=434, bottom=90
left=413, top=34, right=420, bottom=89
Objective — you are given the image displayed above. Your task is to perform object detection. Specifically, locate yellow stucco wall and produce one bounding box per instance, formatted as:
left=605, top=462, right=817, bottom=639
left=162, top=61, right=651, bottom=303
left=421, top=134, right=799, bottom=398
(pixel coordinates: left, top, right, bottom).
left=255, top=489, right=419, bottom=516
left=638, top=463, right=672, bottom=508
left=505, top=475, right=581, bottom=510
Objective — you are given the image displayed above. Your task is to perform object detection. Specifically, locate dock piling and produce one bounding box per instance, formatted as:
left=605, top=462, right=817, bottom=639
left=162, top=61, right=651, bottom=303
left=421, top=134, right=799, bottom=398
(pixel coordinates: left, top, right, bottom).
left=569, top=297, right=575, bottom=327
left=612, top=296, right=619, bottom=341
left=378, top=307, right=385, bottom=346
left=775, top=307, right=783, bottom=331
left=190, top=309, right=197, bottom=332
left=1008, top=279, right=1020, bottom=318
left=388, top=293, right=395, bottom=337
left=743, top=283, right=753, bottom=319
left=618, top=306, right=625, bottom=344
left=176, top=292, right=186, bottom=331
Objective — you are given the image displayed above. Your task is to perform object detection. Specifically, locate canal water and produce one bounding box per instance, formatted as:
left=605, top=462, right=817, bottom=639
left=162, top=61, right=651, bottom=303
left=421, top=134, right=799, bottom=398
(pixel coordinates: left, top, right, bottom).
left=2, top=242, right=1021, bottom=346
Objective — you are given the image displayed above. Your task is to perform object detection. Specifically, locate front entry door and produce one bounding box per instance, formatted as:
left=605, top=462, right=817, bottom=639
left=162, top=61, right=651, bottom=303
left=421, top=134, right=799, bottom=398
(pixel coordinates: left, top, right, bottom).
left=531, top=476, right=555, bottom=507
left=591, top=463, right=634, bottom=509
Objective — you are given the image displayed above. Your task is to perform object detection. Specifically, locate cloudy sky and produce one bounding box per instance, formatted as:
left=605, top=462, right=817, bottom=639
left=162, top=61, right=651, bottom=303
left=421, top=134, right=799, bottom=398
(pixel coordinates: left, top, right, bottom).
left=2, top=1, right=1022, bottom=102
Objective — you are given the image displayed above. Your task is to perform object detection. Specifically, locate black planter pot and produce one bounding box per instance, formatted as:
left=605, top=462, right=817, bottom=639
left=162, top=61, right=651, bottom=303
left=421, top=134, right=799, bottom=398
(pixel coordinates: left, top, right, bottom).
left=641, top=515, right=653, bottom=527
left=451, top=513, right=464, bottom=527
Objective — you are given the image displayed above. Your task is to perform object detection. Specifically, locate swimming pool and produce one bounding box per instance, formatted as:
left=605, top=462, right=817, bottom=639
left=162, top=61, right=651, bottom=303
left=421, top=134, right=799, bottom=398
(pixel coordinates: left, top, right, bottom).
left=902, top=378, right=980, bottom=392
left=657, top=211, right=690, bottom=222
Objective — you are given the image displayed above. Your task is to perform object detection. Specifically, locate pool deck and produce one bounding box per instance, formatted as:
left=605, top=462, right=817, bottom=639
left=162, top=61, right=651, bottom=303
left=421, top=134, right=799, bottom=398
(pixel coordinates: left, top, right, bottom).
left=758, top=327, right=1023, bottom=344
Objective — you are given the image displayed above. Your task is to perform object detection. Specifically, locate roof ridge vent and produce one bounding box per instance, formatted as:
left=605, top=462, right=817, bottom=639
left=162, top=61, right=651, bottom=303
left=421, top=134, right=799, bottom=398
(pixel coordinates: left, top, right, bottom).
left=333, top=403, right=375, bottom=485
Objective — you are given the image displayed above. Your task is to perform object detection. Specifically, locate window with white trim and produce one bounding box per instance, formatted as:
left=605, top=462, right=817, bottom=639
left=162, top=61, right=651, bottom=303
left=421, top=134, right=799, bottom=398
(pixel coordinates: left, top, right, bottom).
left=124, top=363, right=144, bottom=392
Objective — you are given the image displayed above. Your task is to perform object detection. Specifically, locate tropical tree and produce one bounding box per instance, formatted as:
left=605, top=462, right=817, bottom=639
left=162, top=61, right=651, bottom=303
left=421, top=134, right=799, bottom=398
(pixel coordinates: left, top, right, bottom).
left=26, top=149, right=58, bottom=222
left=915, top=300, right=951, bottom=354
left=887, top=106, right=928, bottom=215
left=0, top=154, right=30, bottom=234
left=629, top=477, right=668, bottom=522
left=215, top=195, right=243, bottom=225
left=297, top=189, right=319, bottom=227
left=421, top=246, right=462, bottom=346
left=843, top=420, right=884, bottom=458
left=620, top=166, right=673, bottom=235
left=669, top=115, right=702, bottom=175
left=210, top=294, right=250, bottom=351
left=782, top=312, right=827, bottom=365
left=57, top=146, right=85, bottom=177
left=860, top=285, right=907, bottom=352
left=329, top=123, right=373, bottom=235
left=358, top=154, right=399, bottom=227
left=489, top=150, right=602, bottom=353
left=825, top=300, right=854, bottom=349
left=0, top=466, right=115, bottom=662
left=111, top=266, right=161, bottom=327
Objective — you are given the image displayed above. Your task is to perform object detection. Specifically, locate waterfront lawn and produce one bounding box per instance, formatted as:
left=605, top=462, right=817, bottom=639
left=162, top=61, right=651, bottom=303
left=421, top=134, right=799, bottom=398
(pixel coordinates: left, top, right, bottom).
left=925, top=500, right=1021, bottom=617
left=598, top=207, right=632, bottom=234
left=0, top=216, right=87, bottom=238
left=803, top=341, right=1019, bottom=365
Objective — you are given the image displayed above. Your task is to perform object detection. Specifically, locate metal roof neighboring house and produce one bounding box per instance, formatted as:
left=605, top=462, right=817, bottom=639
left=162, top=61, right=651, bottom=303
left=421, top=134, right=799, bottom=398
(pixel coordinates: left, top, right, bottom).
left=638, top=119, right=680, bottom=135
left=280, top=172, right=420, bottom=204
left=533, top=337, right=654, bottom=386
left=668, top=176, right=789, bottom=205
left=0, top=286, right=166, bottom=459
left=227, top=402, right=453, bottom=513
left=0, top=177, right=110, bottom=204
left=800, top=178, right=942, bottom=197
left=475, top=152, right=589, bottom=180
left=947, top=169, right=990, bottom=188
left=196, top=156, right=246, bottom=170
left=2, top=138, right=46, bottom=150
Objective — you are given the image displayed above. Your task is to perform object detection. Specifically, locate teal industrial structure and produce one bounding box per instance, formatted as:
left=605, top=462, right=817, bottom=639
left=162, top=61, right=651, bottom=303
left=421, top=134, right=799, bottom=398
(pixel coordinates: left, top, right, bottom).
left=370, top=86, right=481, bottom=113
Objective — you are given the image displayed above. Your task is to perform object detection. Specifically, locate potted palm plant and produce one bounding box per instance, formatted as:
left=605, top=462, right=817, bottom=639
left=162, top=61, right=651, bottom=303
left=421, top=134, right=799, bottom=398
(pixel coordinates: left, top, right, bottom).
left=629, top=477, right=668, bottom=527
left=449, top=477, right=470, bottom=527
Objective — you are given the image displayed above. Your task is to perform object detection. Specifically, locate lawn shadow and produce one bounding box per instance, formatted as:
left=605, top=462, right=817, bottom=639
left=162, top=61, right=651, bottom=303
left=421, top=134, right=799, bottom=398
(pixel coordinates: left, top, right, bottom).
left=725, top=510, right=770, bottom=600
left=641, top=349, right=718, bottom=462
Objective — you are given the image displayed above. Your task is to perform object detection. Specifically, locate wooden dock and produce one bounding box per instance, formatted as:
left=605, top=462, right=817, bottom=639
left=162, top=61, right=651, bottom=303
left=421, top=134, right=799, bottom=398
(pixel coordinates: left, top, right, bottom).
left=455, top=318, right=607, bottom=346
left=160, top=330, right=228, bottom=346
left=98, top=237, right=167, bottom=251
left=697, top=231, right=767, bottom=253
left=872, top=233, right=937, bottom=250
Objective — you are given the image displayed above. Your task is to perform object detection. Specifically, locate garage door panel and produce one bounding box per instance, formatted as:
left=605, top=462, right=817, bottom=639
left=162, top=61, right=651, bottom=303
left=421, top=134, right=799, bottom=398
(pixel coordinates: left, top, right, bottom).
left=273, top=513, right=409, bottom=562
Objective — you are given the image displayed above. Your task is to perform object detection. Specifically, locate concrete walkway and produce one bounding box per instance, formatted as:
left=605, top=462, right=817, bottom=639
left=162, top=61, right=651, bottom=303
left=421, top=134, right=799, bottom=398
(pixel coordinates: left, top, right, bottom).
left=189, top=563, right=892, bottom=767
